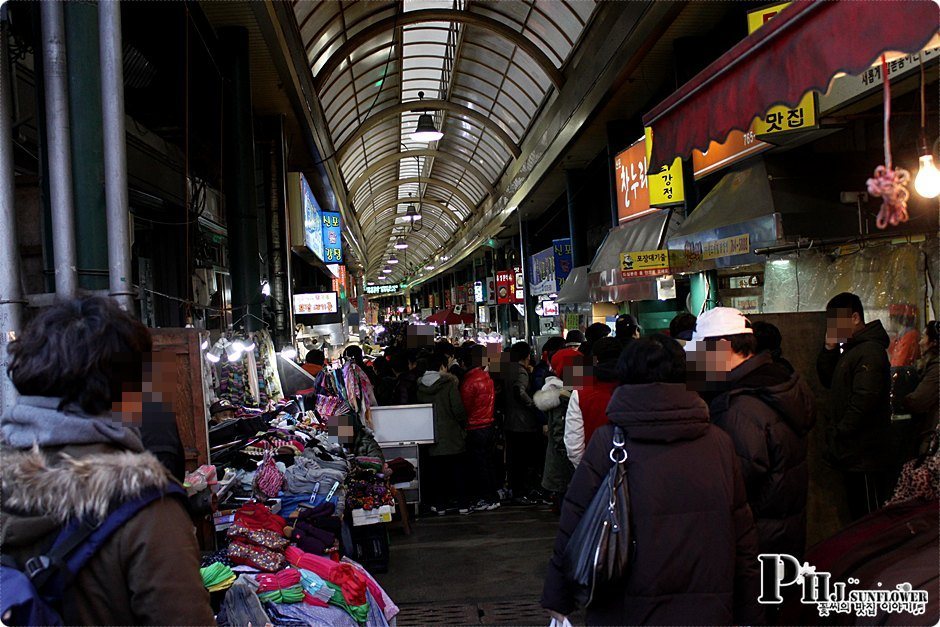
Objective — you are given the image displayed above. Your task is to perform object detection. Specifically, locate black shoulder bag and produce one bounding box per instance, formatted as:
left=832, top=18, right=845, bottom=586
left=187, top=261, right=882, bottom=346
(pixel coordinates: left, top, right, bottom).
left=562, top=425, right=633, bottom=607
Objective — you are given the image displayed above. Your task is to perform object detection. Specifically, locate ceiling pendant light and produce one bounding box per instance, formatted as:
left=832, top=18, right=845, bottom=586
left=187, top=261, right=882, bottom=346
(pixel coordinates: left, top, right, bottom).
left=411, top=92, right=443, bottom=143
left=405, top=203, right=422, bottom=222
left=388, top=255, right=399, bottom=264
left=382, top=266, right=393, bottom=274
left=394, top=236, right=409, bottom=250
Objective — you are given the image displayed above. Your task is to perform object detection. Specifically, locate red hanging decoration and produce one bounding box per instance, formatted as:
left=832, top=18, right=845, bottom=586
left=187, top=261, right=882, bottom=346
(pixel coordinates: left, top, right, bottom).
left=867, top=56, right=911, bottom=229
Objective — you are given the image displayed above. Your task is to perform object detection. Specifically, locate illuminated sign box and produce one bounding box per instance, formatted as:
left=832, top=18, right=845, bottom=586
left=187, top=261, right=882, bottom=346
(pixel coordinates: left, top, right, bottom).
left=294, top=292, right=338, bottom=315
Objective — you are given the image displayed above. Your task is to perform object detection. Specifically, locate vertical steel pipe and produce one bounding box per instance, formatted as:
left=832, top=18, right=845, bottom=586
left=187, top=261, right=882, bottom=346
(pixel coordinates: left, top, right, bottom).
left=98, top=0, right=134, bottom=313
left=0, top=17, right=25, bottom=413
left=40, top=0, right=77, bottom=298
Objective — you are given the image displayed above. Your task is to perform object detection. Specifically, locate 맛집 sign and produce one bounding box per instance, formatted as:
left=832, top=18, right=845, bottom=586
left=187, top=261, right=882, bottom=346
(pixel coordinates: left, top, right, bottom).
left=614, top=139, right=651, bottom=222
left=293, top=292, right=338, bottom=315
left=619, top=249, right=672, bottom=279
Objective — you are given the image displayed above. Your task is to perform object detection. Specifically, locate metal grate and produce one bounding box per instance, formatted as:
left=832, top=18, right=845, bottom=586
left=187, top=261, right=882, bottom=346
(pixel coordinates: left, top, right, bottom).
left=396, top=603, right=481, bottom=626
left=394, top=599, right=567, bottom=626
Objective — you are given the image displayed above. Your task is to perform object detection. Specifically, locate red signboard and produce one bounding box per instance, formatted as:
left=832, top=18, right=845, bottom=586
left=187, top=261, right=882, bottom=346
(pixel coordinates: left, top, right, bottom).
left=496, top=269, right=524, bottom=304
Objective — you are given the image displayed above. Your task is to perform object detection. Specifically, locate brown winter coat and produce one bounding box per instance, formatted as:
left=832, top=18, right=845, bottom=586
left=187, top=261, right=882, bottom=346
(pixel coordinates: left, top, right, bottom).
left=0, top=443, right=215, bottom=626
left=541, top=382, right=763, bottom=625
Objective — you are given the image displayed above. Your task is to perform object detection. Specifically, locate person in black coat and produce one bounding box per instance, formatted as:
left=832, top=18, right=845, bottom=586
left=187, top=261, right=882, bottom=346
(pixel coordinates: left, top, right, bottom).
left=816, top=292, right=894, bottom=519
left=541, top=334, right=763, bottom=626
left=687, top=308, right=816, bottom=558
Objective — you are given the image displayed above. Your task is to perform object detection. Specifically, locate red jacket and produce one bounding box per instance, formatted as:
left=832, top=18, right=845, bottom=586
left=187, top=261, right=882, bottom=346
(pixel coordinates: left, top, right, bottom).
left=578, top=377, right=619, bottom=447
left=460, top=367, right=495, bottom=430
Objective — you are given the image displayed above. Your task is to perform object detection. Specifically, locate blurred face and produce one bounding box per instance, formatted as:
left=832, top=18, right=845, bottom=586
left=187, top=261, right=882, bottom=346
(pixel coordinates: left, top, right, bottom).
left=114, top=352, right=176, bottom=426
left=686, top=339, right=745, bottom=387
left=561, top=356, right=587, bottom=389
left=826, top=308, right=861, bottom=345
left=328, top=414, right=356, bottom=445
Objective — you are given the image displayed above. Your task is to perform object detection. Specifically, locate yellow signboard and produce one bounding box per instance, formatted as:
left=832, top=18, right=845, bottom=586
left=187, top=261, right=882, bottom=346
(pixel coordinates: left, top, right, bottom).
left=565, top=313, right=580, bottom=331
left=752, top=92, right=817, bottom=136
left=747, top=2, right=791, bottom=35
left=702, top=234, right=751, bottom=260
left=620, top=249, right=672, bottom=278
left=644, top=127, right=685, bottom=206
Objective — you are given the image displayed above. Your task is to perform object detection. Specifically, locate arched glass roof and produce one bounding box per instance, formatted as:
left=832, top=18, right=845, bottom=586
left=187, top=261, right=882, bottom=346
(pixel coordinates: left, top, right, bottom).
left=291, top=0, right=597, bottom=282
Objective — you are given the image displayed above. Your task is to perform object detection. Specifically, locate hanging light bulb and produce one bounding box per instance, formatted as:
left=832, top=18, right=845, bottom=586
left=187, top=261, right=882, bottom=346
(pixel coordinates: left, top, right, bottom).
left=242, top=338, right=256, bottom=352
left=367, top=281, right=376, bottom=286
left=200, top=338, right=210, bottom=351
left=232, top=340, right=246, bottom=353
left=382, top=266, right=392, bottom=274
left=915, top=149, right=940, bottom=198
left=405, top=203, right=422, bottom=221
left=410, top=92, right=443, bottom=142
left=394, top=237, right=408, bottom=250
left=261, top=280, right=271, bottom=297
left=388, top=255, right=399, bottom=264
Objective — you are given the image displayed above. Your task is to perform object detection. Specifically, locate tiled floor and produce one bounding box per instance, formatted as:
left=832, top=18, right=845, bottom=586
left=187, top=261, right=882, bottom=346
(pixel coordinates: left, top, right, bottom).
left=376, top=506, right=580, bottom=626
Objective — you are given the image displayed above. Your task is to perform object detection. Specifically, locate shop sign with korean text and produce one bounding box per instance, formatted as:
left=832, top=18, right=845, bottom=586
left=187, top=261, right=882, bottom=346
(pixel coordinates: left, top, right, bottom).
left=486, top=276, right=496, bottom=305
left=529, top=246, right=556, bottom=296
left=365, top=283, right=404, bottom=295
left=330, top=265, right=347, bottom=301
left=614, top=139, right=652, bottom=223
left=820, top=47, right=940, bottom=113
left=702, top=234, right=751, bottom=260
left=552, top=238, right=573, bottom=290
left=644, top=128, right=685, bottom=206
left=619, top=249, right=673, bottom=279
left=496, top=269, right=523, bottom=304
left=293, top=292, right=338, bottom=315
left=300, top=177, right=324, bottom=261
left=565, top=313, right=580, bottom=331
left=473, top=281, right=485, bottom=303
left=321, top=211, right=343, bottom=264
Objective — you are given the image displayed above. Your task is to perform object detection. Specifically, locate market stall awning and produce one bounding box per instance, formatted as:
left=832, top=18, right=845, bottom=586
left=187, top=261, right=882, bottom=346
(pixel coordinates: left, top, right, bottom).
left=425, top=307, right=475, bottom=326
left=643, top=0, right=940, bottom=169
left=589, top=208, right=683, bottom=303
left=666, top=160, right=858, bottom=270
left=590, top=208, right=681, bottom=273
left=556, top=265, right=589, bottom=304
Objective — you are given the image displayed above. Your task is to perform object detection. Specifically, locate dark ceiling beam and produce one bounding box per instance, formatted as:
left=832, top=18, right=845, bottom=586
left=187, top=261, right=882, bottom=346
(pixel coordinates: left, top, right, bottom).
left=347, top=148, right=493, bottom=200
left=312, top=9, right=565, bottom=93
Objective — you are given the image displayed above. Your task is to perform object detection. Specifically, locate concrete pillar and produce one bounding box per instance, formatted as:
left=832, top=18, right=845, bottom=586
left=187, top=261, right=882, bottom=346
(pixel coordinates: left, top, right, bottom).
left=565, top=169, right=588, bottom=268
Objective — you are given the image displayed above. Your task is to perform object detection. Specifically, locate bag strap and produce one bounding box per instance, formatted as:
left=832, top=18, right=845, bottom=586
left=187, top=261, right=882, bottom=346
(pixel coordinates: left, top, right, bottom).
left=25, top=483, right=186, bottom=593
left=609, top=426, right=628, bottom=465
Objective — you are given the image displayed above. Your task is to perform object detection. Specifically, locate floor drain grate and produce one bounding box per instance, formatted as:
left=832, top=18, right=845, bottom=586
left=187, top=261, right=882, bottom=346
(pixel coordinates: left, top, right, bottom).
left=480, top=599, right=548, bottom=625
left=395, top=603, right=481, bottom=626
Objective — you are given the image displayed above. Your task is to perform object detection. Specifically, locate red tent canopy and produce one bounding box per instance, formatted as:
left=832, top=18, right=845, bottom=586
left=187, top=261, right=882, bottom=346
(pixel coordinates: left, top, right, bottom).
left=643, top=0, right=940, bottom=170
left=425, top=307, right=475, bottom=325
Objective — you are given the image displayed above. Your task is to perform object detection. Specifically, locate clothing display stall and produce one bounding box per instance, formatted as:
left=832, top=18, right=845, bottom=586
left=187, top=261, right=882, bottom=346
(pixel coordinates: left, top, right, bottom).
left=193, top=362, right=403, bottom=626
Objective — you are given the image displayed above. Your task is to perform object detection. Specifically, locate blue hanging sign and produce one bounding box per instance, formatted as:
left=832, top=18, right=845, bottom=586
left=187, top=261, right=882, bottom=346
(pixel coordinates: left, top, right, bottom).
left=552, top=238, right=573, bottom=291
left=321, top=211, right=343, bottom=264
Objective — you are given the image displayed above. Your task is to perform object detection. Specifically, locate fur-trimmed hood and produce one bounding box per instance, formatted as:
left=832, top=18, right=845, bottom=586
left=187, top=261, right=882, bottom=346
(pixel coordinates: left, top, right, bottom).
left=535, top=376, right=569, bottom=412
left=1, top=445, right=170, bottom=523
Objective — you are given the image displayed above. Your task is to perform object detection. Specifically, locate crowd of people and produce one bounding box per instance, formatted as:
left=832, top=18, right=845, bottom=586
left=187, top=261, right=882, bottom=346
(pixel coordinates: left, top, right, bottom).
left=0, top=292, right=936, bottom=625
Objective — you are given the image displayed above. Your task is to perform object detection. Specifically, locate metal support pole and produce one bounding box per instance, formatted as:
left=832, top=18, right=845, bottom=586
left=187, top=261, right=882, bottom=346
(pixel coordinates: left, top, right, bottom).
left=41, top=1, right=77, bottom=298
left=516, top=208, right=529, bottom=341
left=99, top=0, right=134, bottom=313
left=1, top=17, right=25, bottom=413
